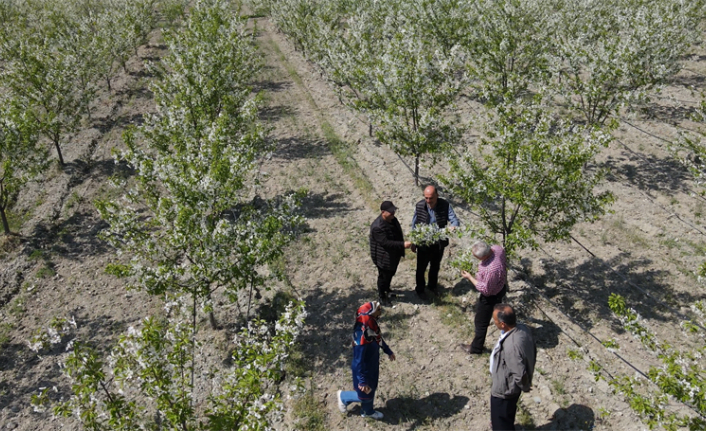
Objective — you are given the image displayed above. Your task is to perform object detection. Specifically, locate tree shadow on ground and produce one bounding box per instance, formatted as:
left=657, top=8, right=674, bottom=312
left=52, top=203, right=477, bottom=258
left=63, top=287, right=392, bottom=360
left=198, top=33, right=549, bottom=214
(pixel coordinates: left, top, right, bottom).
left=0, top=311, right=134, bottom=415
left=668, top=71, right=706, bottom=88
left=533, top=252, right=704, bottom=331
left=525, top=317, right=561, bottom=350
left=31, top=210, right=111, bottom=261
left=601, top=152, right=692, bottom=196
left=0, top=341, right=55, bottom=413
left=534, top=403, right=595, bottom=431
left=252, top=77, right=292, bottom=94
left=299, top=192, right=352, bottom=220
left=637, top=102, right=698, bottom=123
left=369, top=392, right=469, bottom=430
left=295, top=283, right=414, bottom=377
left=270, top=136, right=331, bottom=161
left=259, top=105, right=295, bottom=122
left=92, top=112, right=146, bottom=135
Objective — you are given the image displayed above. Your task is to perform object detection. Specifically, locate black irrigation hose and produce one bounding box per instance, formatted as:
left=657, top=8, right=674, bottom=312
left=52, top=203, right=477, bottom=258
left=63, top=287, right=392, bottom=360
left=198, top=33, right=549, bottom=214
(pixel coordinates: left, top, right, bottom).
left=620, top=118, right=674, bottom=145
left=614, top=120, right=706, bottom=204
left=652, top=94, right=700, bottom=105
left=569, top=234, right=706, bottom=333
left=609, top=140, right=706, bottom=236
left=532, top=245, right=706, bottom=419
left=684, top=68, right=706, bottom=78
left=672, top=122, right=702, bottom=135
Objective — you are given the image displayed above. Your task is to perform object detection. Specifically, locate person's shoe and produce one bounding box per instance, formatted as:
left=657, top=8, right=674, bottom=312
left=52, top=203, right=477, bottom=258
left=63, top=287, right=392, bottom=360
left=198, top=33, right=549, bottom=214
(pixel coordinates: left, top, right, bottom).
left=379, top=294, right=392, bottom=306
left=459, top=343, right=483, bottom=355
left=336, top=390, right=346, bottom=413
left=361, top=410, right=384, bottom=420
left=416, top=291, right=429, bottom=301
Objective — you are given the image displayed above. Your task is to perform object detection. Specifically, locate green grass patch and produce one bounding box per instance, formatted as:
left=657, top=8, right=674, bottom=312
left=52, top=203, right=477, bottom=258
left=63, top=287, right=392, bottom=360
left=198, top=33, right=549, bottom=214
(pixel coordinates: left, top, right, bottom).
left=517, top=402, right=536, bottom=430
left=292, top=382, right=327, bottom=431
left=608, top=216, right=650, bottom=248
left=567, top=348, right=583, bottom=361
left=0, top=322, right=14, bottom=347
left=36, top=265, right=56, bottom=279
left=264, top=36, right=378, bottom=211
left=6, top=207, right=33, bottom=233
left=551, top=378, right=566, bottom=395
left=435, top=293, right=474, bottom=340
left=7, top=295, right=26, bottom=318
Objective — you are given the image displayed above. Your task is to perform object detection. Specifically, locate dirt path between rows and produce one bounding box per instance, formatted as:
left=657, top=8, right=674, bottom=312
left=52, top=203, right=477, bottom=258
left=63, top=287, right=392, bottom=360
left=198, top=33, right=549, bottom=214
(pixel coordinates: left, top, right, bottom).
left=253, top=20, right=661, bottom=431
left=1, top=13, right=706, bottom=431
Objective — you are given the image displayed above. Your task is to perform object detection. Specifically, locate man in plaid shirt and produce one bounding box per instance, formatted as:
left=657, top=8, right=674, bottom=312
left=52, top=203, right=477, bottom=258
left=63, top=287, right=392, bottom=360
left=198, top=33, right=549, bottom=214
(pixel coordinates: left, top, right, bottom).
left=459, top=241, right=508, bottom=354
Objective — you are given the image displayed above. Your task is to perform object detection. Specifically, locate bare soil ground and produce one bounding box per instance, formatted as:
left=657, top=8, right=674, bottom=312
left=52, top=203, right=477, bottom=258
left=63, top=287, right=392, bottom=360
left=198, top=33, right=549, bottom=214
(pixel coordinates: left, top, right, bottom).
left=1, top=16, right=706, bottom=431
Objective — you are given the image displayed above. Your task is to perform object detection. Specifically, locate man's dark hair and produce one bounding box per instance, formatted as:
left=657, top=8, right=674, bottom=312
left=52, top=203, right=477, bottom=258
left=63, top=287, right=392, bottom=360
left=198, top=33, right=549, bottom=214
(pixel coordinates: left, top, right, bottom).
left=494, top=303, right=516, bottom=326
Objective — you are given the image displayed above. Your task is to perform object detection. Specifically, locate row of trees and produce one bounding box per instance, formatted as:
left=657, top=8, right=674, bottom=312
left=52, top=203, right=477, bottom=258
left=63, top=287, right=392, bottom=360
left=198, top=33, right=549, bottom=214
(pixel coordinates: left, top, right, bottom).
left=28, top=0, right=307, bottom=429
left=0, top=0, right=188, bottom=234
left=250, top=0, right=703, bottom=254
left=254, top=0, right=706, bottom=428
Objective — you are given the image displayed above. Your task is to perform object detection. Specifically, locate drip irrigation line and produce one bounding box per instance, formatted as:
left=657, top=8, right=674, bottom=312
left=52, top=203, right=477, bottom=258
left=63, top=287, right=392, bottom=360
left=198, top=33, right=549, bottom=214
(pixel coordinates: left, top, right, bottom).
left=653, top=94, right=700, bottom=105
left=610, top=141, right=706, bottom=235
left=620, top=118, right=674, bottom=145
left=684, top=68, right=706, bottom=78
left=569, top=234, right=706, bottom=333
left=532, top=246, right=706, bottom=419
left=672, top=122, right=701, bottom=135
left=612, top=134, right=706, bottom=205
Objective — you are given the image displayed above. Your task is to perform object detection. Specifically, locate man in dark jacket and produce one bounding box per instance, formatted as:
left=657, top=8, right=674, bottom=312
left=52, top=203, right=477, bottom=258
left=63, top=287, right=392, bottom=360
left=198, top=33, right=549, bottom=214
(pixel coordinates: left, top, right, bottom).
left=370, top=201, right=412, bottom=304
left=489, top=304, right=536, bottom=431
left=411, top=186, right=460, bottom=300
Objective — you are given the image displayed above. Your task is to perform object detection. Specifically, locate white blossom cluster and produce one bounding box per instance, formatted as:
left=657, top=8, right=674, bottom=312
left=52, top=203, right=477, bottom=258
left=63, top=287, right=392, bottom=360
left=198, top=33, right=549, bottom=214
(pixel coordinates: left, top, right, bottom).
left=32, top=298, right=307, bottom=429
left=95, top=0, right=305, bottom=307
left=606, top=294, right=706, bottom=428
left=408, top=224, right=459, bottom=247
left=28, top=316, right=77, bottom=353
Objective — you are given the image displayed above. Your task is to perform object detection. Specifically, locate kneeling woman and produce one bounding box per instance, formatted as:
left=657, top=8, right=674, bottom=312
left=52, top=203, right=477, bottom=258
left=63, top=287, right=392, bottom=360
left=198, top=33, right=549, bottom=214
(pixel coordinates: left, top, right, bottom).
left=337, top=301, right=396, bottom=420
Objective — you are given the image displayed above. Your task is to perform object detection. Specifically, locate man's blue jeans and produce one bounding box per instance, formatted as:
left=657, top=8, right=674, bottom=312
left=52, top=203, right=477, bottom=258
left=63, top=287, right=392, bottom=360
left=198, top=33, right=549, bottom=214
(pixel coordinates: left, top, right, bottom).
left=339, top=390, right=375, bottom=415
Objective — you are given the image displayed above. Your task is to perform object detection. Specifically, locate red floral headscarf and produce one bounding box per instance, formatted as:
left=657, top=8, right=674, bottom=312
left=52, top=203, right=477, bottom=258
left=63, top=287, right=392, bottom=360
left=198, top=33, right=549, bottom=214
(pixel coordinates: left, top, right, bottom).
left=355, top=301, right=382, bottom=345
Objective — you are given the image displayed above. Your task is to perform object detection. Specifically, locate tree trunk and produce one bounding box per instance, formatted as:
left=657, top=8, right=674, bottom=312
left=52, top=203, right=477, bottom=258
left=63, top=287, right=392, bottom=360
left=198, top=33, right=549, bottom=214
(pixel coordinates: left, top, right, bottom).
left=190, top=293, right=196, bottom=405
left=54, top=140, right=65, bottom=166
left=414, top=155, right=420, bottom=186
left=0, top=207, right=10, bottom=234
left=207, top=291, right=217, bottom=329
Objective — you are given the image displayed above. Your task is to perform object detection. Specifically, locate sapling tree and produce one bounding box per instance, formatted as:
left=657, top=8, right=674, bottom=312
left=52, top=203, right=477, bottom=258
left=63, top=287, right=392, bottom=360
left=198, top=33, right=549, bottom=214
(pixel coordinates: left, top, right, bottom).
left=585, top=294, right=706, bottom=430
left=441, top=99, right=614, bottom=254
left=0, top=101, right=48, bottom=235
left=95, top=0, right=304, bottom=329
left=0, top=26, right=91, bottom=166
left=319, top=2, right=465, bottom=185
left=550, top=0, right=703, bottom=125
left=32, top=298, right=307, bottom=430
left=461, top=0, right=553, bottom=104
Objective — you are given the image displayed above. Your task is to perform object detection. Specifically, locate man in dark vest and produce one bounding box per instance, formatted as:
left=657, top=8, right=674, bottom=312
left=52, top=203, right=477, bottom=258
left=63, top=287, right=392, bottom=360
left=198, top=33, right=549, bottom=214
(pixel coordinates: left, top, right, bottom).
left=370, top=201, right=412, bottom=305
left=411, top=186, right=460, bottom=300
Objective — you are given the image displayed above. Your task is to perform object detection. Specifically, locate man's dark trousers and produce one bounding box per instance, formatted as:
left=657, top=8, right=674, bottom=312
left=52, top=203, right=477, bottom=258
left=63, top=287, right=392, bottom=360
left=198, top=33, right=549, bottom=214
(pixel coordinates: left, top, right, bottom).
left=490, top=395, right=519, bottom=431
left=377, top=266, right=395, bottom=299
left=416, top=245, right=444, bottom=293
left=471, top=284, right=507, bottom=353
